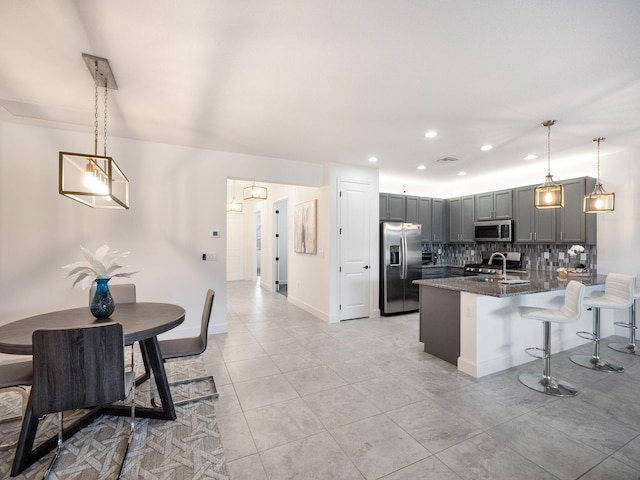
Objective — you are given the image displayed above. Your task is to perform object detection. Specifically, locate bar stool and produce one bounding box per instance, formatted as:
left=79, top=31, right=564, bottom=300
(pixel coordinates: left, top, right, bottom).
left=519, top=280, right=585, bottom=397
left=570, top=273, right=636, bottom=373
left=608, top=272, right=640, bottom=356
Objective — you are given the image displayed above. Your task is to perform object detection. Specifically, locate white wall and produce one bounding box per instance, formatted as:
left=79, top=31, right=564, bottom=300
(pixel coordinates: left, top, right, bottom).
left=0, top=122, right=323, bottom=354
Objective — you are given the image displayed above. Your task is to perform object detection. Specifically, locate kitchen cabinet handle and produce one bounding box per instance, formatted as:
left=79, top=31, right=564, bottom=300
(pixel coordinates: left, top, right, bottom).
left=529, top=232, right=533, bottom=240
left=534, top=232, right=537, bottom=241
left=560, top=231, right=563, bottom=241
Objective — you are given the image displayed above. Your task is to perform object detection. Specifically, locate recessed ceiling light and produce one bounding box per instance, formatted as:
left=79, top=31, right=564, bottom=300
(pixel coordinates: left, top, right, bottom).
left=417, top=165, right=426, bottom=170
left=457, top=171, right=467, bottom=176
left=425, top=131, right=437, bottom=139
left=368, top=156, right=378, bottom=163
left=524, top=154, right=538, bottom=160
left=481, top=145, right=493, bottom=151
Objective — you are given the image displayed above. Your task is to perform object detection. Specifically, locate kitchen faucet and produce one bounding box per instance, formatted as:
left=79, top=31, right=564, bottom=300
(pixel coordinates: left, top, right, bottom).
left=489, top=252, right=507, bottom=281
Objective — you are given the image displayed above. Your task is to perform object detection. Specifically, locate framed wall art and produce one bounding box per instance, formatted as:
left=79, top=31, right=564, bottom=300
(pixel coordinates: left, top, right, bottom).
left=294, top=199, right=317, bottom=254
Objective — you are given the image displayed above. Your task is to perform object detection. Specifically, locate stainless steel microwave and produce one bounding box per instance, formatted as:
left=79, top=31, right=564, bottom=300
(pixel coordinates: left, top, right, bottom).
left=474, top=220, right=513, bottom=242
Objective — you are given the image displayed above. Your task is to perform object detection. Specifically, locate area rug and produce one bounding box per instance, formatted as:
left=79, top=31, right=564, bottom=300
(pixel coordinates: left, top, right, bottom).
left=0, top=356, right=228, bottom=479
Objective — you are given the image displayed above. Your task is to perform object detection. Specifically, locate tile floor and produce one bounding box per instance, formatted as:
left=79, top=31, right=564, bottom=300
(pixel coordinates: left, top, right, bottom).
left=203, top=281, right=640, bottom=480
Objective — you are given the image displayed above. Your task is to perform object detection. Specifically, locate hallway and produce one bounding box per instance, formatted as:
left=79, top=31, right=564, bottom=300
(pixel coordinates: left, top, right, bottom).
left=204, top=281, right=640, bottom=479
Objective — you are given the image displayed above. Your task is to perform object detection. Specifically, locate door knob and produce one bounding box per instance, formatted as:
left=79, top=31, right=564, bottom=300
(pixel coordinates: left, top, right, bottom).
left=363, top=265, right=369, bottom=269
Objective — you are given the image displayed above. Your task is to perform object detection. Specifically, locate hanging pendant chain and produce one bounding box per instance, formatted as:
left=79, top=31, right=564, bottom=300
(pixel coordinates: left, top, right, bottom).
left=103, top=83, right=108, bottom=157
left=547, top=124, right=551, bottom=176
left=93, top=63, right=99, bottom=157
left=596, top=138, right=600, bottom=181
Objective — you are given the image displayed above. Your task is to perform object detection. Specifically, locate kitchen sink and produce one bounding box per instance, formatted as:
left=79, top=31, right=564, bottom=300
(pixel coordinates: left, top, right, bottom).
left=465, top=275, right=530, bottom=285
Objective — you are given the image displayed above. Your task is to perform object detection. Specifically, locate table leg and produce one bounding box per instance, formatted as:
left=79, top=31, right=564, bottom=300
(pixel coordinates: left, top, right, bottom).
left=102, top=336, right=177, bottom=420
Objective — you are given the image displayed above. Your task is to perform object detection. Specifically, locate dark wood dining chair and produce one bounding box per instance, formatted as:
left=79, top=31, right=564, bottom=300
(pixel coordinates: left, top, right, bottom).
left=156, top=289, right=218, bottom=406
left=0, top=360, right=33, bottom=451
left=89, top=283, right=140, bottom=373
left=31, top=323, right=135, bottom=479
left=89, top=283, right=137, bottom=304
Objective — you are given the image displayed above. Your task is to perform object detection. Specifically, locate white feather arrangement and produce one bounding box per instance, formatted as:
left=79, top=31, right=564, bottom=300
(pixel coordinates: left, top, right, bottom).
left=62, top=244, right=142, bottom=289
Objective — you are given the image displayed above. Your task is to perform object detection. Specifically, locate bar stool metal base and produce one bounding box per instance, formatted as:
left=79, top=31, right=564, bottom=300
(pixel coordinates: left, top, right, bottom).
left=518, top=373, right=577, bottom=397
left=608, top=342, right=640, bottom=356
left=569, top=354, right=624, bottom=372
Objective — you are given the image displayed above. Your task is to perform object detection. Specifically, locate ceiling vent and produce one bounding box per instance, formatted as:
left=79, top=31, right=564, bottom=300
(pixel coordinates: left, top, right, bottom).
left=436, top=156, right=459, bottom=163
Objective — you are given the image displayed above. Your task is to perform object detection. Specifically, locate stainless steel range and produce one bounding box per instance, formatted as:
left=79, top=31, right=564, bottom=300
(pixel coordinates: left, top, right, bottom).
left=464, top=251, right=525, bottom=276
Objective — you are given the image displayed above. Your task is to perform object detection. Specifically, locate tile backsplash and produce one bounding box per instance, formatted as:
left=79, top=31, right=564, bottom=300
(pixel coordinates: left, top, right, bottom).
left=423, top=242, right=597, bottom=272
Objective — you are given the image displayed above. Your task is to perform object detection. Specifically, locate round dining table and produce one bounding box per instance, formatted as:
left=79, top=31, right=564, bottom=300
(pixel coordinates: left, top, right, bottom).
left=0, top=302, right=185, bottom=477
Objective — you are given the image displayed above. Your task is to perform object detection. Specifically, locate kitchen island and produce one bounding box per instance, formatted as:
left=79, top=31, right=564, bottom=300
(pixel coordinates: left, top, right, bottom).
left=414, top=272, right=608, bottom=378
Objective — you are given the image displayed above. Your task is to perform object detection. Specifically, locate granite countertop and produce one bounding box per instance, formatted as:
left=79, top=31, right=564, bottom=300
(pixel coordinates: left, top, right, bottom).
left=413, top=270, right=606, bottom=298
left=421, top=264, right=465, bottom=268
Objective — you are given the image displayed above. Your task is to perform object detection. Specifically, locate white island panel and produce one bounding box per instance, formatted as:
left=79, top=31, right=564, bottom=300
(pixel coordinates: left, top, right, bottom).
left=458, top=284, right=608, bottom=378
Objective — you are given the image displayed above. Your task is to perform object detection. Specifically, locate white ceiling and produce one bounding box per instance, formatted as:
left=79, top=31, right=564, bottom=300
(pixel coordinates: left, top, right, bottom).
left=2, top=1, right=639, bottom=188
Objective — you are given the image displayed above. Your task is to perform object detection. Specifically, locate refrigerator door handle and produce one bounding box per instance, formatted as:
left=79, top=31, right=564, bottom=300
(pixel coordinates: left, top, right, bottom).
left=400, top=234, right=407, bottom=280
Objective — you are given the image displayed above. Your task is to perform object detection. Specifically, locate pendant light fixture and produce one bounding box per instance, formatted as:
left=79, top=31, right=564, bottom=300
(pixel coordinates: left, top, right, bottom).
left=584, top=137, right=615, bottom=213
left=243, top=182, right=268, bottom=200
left=534, top=120, right=564, bottom=209
left=227, top=179, right=243, bottom=212
left=59, top=54, right=129, bottom=209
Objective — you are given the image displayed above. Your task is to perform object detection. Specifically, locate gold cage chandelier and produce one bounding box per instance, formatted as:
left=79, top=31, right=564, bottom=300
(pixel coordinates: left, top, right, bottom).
left=59, top=54, right=129, bottom=209
left=583, top=137, right=615, bottom=213
left=243, top=182, right=268, bottom=200
left=534, top=120, right=564, bottom=209
left=227, top=179, right=243, bottom=212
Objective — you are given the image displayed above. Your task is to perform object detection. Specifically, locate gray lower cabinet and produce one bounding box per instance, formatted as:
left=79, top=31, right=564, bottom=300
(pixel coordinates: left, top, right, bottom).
left=419, top=285, right=460, bottom=365
left=513, top=185, right=556, bottom=243
left=422, top=266, right=446, bottom=279
left=448, top=196, right=475, bottom=242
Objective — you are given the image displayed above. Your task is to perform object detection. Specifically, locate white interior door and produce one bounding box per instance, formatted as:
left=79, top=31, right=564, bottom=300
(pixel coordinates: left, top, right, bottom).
left=339, top=180, right=371, bottom=320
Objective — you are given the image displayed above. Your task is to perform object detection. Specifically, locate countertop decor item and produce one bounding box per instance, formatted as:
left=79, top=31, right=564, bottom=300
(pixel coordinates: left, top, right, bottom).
left=567, top=244, right=585, bottom=269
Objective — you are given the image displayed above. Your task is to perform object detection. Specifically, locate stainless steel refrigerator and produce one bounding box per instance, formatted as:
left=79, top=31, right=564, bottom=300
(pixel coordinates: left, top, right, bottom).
left=381, top=222, right=422, bottom=315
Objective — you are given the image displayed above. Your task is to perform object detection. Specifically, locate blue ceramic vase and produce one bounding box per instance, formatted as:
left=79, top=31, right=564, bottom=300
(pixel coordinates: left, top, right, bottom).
left=90, top=278, right=115, bottom=319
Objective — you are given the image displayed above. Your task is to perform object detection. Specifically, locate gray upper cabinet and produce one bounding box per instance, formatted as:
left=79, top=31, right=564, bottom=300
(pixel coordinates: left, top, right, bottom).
left=431, top=198, right=446, bottom=243
left=405, top=196, right=419, bottom=223
left=379, top=193, right=405, bottom=221
left=475, top=189, right=513, bottom=221
left=380, top=193, right=446, bottom=243
left=513, top=186, right=556, bottom=243
left=417, top=197, right=432, bottom=241
left=448, top=196, right=475, bottom=242
left=557, top=177, right=597, bottom=244
left=417, top=197, right=446, bottom=243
